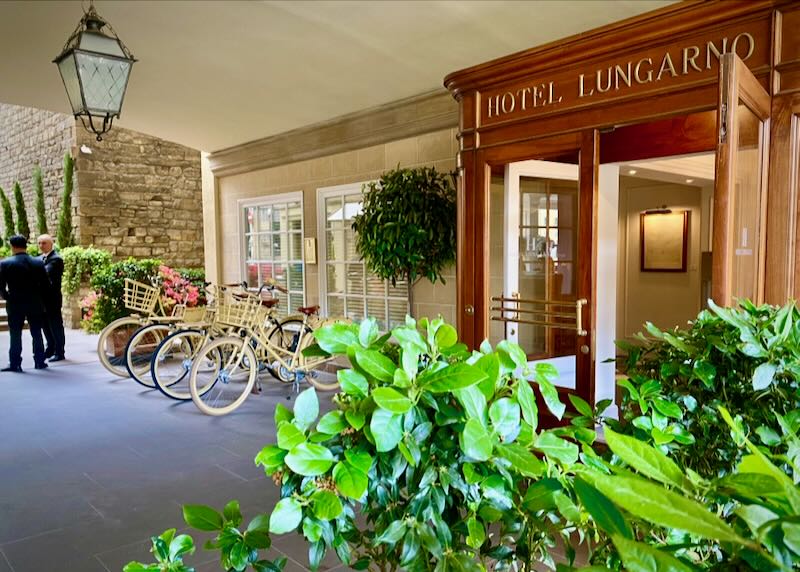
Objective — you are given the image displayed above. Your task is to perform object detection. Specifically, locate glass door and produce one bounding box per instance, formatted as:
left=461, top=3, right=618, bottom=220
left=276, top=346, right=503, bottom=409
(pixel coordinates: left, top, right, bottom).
left=713, top=53, right=771, bottom=305
left=497, top=160, right=585, bottom=389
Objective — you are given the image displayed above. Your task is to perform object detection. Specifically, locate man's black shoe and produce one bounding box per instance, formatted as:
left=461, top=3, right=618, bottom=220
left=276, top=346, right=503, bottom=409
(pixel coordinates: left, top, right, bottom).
left=44, top=348, right=55, bottom=359
left=34, top=362, right=48, bottom=370
left=1, top=366, right=23, bottom=372
left=48, top=355, right=66, bottom=362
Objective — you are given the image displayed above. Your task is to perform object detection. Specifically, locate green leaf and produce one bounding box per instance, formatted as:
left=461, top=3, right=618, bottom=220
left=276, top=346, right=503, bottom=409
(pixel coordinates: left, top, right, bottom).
left=495, top=443, right=544, bottom=477
left=652, top=398, right=681, bottom=419
left=782, top=522, right=800, bottom=556
left=223, top=500, right=242, bottom=527
left=392, top=327, right=427, bottom=354
left=269, top=497, right=303, bottom=534
left=285, top=443, right=335, bottom=476
left=345, top=450, right=372, bottom=473
left=168, top=534, right=194, bottom=560
left=122, top=564, right=158, bottom=572
left=317, top=411, right=347, bottom=435
left=333, top=462, right=368, bottom=499
left=590, top=474, right=744, bottom=543
left=315, top=323, right=359, bottom=354
left=370, top=409, right=403, bottom=452
left=244, top=529, right=271, bottom=549
left=293, top=387, right=319, bottom=431
left=246, top=514, right=270, bottom=533
left=274, top=403, right=293, bottom=427
left=752, top=362, right=777, bottom=390
left=182, top=504, right=224, bottom=532
left=455, top=385, right=487, bottom=423
left=522, top=478, right=562, bottom=512
left=420, top=363, right=487, bottom=393
left=345, top=409, right=366, bottom=430
left=534, top=370, right=566, bottom=420
left=604, top=427, right=684, bottom=488
left=311, top=490, right=343, bottom=520
left=574, top=478, right=631, bottom=539
left=338, top=369, right=368, bottom=397
left=755, top=426, right=782, bottom=447
left=534, top=431, right=579, bottom=465
left=461, top=418, right=493, bottom=461
left=434, top=324, right=458, bottom=349
left=376, top=520, right=407, bottom=546
left=372, top=387, right=413, bottom=414
left=497, top=340, right=527, bottom=369
left=254, top=445, right=286, bottom=473
left=692, top=360, right=716, bottom=388
left=359, top=318, right=379, bottom=348
left=516, top=378, right=538, bottom=429
left=568, top=394, right=594, bottom=418
left=355, top=349, right=396, bottom=382
left=277, top=423, right=306, bottom=450
left=489, top=398, right=520, bottom=439
left=466, top=516, right=485, bottom=549
left=612, top=535, right=695, bottom=572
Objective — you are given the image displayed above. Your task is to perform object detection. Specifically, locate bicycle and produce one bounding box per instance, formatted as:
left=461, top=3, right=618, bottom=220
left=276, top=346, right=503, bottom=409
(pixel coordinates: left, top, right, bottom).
left=187, top=286, right=341, bottom=416
left=149, top=283, right=304, bottom=401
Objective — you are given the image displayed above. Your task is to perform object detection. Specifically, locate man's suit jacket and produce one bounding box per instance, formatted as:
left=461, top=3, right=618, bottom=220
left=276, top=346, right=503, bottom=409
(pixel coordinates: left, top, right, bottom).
left=0, top=252, right=50, bottom=313
left=42, top=250, right=64, bottom=308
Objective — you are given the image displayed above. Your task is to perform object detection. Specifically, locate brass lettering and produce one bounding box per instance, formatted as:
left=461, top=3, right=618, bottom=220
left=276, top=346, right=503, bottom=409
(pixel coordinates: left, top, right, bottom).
left=732, top=32, right=755, bottom=61
left=501, top=92, right=515, bottom=114
left=634, top=57, right=653, bottom=84
left=516, top=87, right=531, bottom=110
left=657, top=52, right=678, bottom=80
left=548, top=81, right=562, bottom=104
left=615, top=63, right=632, bottom=89
left=578, top=74, right=594, bottom=97
left=706, top=38, right=728, bottom=69
left=596, top=67, right=613, bottom=93
left=682, top=46, right=702, bottom=74
left=487, top=94, right=500, bottom=118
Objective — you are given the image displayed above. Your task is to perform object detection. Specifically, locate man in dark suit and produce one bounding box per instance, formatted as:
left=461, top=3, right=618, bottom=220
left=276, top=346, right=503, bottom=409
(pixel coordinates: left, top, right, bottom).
left=0, top=235, right=49, bottom=371
left=37, top=234, right=65, bottom=361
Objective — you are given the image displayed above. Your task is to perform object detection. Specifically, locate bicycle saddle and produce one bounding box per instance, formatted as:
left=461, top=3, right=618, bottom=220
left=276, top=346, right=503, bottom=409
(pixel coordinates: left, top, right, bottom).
left=260, top=298, right=279, bottom=308
left=297, top=305, right=320, bottom=316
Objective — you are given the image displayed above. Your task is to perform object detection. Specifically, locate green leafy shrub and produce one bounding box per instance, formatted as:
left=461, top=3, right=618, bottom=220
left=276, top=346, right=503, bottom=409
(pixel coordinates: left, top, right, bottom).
left=12, top=181, right=30, bottom=239
left=61, top=246, right=113, bottom=294
left=123, top=528, right=196, bottom=572
left=0, top=185, right=14, bottom=240
left=88, top=257, right=163, bottom=331
left=612, top=300, right=800, bottom=478
left=352, top=167, right=456, bottom=311
left=0, top=243, right=40, bottom=258
left=33, top=164, right=48, bottom=235
left=57, top=153, right=75, bottom=248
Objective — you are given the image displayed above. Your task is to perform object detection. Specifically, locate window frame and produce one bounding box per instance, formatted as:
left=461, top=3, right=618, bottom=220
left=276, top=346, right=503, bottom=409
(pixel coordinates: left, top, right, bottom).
left=237, top=190, right=306, bottom=313
left=316, top=181, right=409, bottom=326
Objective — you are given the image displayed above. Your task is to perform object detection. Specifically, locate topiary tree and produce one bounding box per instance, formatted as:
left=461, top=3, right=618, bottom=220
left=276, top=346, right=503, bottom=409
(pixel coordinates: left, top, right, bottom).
left=12, top=181, right=30, bottom=239
left=33, top=164, right=48, bottom=236
left=352, top=166, right=456, bottom=314
left=57, top=153, right=75, bottom=248
left=0, top=186, right=14, bottom=241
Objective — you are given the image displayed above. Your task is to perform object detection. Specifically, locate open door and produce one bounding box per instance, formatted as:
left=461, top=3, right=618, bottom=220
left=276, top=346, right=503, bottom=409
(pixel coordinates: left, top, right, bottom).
left=713, top=53, right=771, bottom=305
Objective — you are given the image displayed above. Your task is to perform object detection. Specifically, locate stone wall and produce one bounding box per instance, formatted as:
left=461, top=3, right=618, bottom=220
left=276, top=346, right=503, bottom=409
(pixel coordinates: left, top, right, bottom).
left=0, top=103, right=75, bottom=236
left=74, top=124, right=204, bottom=268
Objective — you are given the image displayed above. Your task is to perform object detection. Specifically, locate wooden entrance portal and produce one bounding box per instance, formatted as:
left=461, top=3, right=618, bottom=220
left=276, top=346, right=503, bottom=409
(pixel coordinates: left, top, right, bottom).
left=445, top=0, right=800, bottom=410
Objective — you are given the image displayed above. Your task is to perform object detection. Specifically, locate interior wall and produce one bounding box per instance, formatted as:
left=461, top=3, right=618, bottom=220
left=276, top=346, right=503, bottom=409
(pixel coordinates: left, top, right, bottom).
left=215, top=128, right=458, bottom=323
left=616, top=176, right=703, bottom=340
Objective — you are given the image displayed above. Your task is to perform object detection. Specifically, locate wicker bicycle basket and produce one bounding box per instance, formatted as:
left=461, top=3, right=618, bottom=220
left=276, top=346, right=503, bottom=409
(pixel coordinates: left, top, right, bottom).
left=215, top=290, right=262, bottom=329
left=123, top=279, right=160, bottom=315
left=172, top=305, right=208, bottom=323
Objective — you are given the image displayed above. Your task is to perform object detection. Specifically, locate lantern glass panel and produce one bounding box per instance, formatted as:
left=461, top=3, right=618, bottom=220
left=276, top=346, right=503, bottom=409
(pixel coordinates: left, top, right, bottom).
left=78, top=32, right=126, bottom=58
left=76, top=51, right=131, bottom=115
left=57, top=55, right=83, bottom=113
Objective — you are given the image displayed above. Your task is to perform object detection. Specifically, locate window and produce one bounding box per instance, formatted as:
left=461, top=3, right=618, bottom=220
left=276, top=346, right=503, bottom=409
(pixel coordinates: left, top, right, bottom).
left=318, top=183, right=408, bottom=329
left=240, top=192, right=305, bottom=316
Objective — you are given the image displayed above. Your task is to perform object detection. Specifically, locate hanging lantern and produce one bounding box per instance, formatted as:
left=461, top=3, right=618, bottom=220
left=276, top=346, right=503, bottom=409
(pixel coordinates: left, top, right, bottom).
left=53, top=2, right=136, bottom=141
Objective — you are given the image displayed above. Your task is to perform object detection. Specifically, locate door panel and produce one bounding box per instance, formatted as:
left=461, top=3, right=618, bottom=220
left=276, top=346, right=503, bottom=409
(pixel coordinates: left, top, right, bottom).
left=713, top=53, right=771, bottom=305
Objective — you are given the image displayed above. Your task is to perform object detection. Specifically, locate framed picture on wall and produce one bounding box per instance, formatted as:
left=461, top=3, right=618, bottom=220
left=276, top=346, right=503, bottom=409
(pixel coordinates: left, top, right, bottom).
left=640, top=210, right=689, bottom=272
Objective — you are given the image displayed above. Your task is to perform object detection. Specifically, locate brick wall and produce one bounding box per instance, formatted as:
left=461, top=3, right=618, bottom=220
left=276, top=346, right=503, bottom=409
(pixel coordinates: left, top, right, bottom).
left=0, top=103, right=75, bottom=236
left=75, top=127, right=204, bottom=268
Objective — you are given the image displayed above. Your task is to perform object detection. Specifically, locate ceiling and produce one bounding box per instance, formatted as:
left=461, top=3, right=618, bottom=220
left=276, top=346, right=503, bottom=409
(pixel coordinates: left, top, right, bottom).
left=623, top=153, right=716, bottom=186
left=0, top=0, right=675, bottom=153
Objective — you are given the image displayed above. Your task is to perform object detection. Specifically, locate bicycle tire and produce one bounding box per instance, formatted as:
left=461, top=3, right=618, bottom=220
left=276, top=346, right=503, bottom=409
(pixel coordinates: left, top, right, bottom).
left=97, top=317, right=142, bottom=377
left=124, top=323, right=172, bottom=388
left=151, top=328, right=211, bottom=400
left=189, top=336, right=257, bottom=416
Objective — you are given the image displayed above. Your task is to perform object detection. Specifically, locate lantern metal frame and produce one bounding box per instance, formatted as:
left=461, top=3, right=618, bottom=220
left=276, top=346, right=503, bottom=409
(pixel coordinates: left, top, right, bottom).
left=53, top=2, right=136, bottom=141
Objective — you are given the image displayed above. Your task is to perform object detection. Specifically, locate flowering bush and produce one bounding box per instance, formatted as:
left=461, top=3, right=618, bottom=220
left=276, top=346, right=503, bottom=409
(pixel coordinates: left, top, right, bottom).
left=159, top=264, right=201, bottom=312
left=79, top=290, right=100, bottom=332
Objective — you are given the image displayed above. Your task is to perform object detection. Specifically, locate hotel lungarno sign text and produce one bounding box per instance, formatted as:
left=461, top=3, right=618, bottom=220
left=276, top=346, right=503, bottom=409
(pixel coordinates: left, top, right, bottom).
left=482, top=23, right=767, bottom=125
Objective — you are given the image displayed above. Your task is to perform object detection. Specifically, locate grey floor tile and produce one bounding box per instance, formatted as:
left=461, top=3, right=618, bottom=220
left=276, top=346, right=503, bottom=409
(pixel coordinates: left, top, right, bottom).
left=0, top=550, right=13, bottom=572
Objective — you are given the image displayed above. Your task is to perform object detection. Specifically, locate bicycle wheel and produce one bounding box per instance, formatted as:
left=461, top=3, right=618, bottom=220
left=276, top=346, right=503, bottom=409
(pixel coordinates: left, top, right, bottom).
left=189, top=336, right=257, bottom=416
left=125, top=323, right=173, bottom=388
left=265, top=317, right=305, bottom=382
left=152, top=329, right=214, bottom=401
left=97, top=317, right=142, bottom=377
left=298, top=329, right=339, bottom=391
